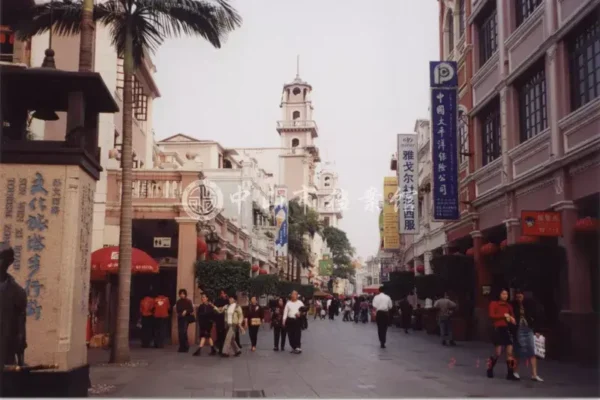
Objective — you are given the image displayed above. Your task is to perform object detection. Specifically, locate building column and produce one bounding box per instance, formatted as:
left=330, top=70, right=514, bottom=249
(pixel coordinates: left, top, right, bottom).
left=554, top=201, right=592, bottom=313
left=504, top=218, right=521, bottom=245
left=424, top=251, right=433, bottom=275
left=471, top=229, right=491, bottom=340
left=173, top=217, right=197, bottom=346
left=554, top=200, right=596, bottom=363
left=442, top=244, right=450, bottom=255
left=546, top=44, right=564, bottom=159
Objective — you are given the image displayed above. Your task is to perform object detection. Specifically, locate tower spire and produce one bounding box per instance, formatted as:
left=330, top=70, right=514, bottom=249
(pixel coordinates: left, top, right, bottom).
left=296, top=55, right=300, bottom=78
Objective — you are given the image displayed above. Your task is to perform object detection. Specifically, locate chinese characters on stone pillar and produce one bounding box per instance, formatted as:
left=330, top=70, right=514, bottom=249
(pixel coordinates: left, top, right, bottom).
left=2, top=172, right=64, bottom=320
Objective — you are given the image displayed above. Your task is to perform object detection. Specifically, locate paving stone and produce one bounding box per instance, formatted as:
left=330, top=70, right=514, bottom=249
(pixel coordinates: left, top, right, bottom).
left=89, top=318, right=600, bottom=398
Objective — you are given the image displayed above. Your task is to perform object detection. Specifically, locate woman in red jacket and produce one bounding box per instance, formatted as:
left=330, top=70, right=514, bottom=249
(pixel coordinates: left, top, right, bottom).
left=486, top=289, right=519, bottom=380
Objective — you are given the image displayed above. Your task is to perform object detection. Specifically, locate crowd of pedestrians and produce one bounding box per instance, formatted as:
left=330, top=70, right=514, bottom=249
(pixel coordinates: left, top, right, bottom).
left=141, top=289, right=309, bottom=358
left=139, top=284, right=545, bottom=385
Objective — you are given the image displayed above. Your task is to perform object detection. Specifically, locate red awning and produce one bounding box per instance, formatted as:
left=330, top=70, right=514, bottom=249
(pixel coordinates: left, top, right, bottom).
left=91, top=247, right=159, bottom=276
left=363, top=285, right=380, bottom=294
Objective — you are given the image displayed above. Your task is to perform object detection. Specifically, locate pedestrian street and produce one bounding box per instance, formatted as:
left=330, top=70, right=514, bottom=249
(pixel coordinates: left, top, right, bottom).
left=88, top=316, right=600, bottom=398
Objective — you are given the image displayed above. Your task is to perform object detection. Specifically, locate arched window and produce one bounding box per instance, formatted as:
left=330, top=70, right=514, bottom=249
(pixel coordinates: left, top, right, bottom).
left=292, top=111, right=301, bottom=120
left=446, top=10, right=455, bottom=55
left=292, top=87, right=301, bottom=95
left=223, top=159, right=232, bottom=169
left=291, top=138, right=300, bottom=148
left=324, top=176, right=331, bottom=187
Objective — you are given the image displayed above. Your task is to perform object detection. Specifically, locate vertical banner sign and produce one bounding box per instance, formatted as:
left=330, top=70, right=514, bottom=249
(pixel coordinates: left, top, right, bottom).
left=382, top=177, right=400, bottom=250
left=430, top=61, right=460, bottom=220
left=274, top=186, right=288, bottom=257
left=397, top=134, right=419, bottom=234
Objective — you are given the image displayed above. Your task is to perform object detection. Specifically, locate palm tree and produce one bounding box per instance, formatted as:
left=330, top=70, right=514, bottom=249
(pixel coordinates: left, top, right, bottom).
left=17, top=0, right=241, bottom=363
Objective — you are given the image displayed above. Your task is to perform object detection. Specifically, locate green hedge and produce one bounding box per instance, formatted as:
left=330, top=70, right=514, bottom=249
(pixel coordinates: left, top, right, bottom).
left=195, top=260, right=251, bottom=299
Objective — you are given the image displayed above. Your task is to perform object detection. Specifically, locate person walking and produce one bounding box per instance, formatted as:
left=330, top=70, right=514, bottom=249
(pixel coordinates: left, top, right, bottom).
left=213, top=294, right=243, bottom=357
left=213, top=289, right=229, bottom=355
left=283, top=290, right=305, bottom=354
left=175, top=289, right=194, bottom=353
left=192, top=293, right=218, bottom=356
left=343, top=299, right=352, bottom=322
left=511, top=290, right=543, bottom=382
left=399, top=297, right=413, bottom=334
left=139, top=291, right=155, bottom=348
left=487, top=289, right=519, bottom=380
left=327, top=297, right=335, bottom=320
left=372, top=287, right=393, bottom=348
left=153, top=293, right=170, bottom=348
left=271, top=298, right=287, bottom=351
left=433, top=293, right=457, bottom=346
left=246, top=296, right=263, bottom=352
left=353, top=296, right=362, bottom=323
left=313, top=299, right=322, bottom=320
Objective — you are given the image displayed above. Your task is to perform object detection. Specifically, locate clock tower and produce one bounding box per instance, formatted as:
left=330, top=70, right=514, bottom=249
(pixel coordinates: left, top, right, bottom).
left=276, top=57, right=320, bottom=206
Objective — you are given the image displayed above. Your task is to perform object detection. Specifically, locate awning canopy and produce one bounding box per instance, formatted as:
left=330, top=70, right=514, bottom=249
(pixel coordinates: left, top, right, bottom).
left=91, top=247, right=159, bottom=280
left=363, top=285, right=380, bottom=294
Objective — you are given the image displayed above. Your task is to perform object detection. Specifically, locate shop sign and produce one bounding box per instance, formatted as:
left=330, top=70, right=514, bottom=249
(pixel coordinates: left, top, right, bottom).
left=521, top=210, right=562, bottom=237
left=430, top=61, right=459, bottom=221
left=397, top=134, right=419, bottom=234
left=382, top=177, right=400, bottom=249
left=153, top=237, right=171, bottom=248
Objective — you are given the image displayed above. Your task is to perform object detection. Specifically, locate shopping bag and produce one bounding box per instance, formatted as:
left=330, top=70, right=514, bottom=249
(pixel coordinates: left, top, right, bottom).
left=534, top=334, right=546, bottom=359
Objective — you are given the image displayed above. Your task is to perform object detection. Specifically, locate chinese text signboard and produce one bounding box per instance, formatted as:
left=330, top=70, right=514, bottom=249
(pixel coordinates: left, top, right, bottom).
left=430, top=61, right=460, bottom=221
left=521, top=211, right=562, bottom=237
left=274, top=186, right=288, bottom=257
left=2, top=172, right=63, bottom=321
left=382, top=177, right=400, bottom=249
left=397, top=134, right=419, bottom=234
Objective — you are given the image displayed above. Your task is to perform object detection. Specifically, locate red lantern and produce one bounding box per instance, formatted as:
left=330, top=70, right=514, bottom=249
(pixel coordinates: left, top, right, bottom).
left=500, top=239, right=507, bottom=249
left=251, top=265, right=259, bottom=272
left=259, top=268, right=268, bottom=275
left=480, top=243, right=499, bottom=255
left=575, top=217, right=599, bottom=232
left=466, top=247, right=475, bottom=256
left=416, top=265, right=425, bottom=274
left=196, top=238, right=207, bottom=258
left=517, top=235, right=538, bottom=244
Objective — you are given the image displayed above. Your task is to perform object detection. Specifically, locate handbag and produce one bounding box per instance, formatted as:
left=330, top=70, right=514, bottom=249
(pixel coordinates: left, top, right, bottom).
left=534, top=334, right=546, bottom=359
left=186, top=314, right=196, bottom=324
left=250, top=318, right=261, bottom=326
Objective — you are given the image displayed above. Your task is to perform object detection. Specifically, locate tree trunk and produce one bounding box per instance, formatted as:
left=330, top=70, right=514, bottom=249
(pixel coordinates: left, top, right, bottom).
left=286, top=254, right=290, bottom=281
left=110, top=31, right=134, bottom=364
left=296, top=260, right=301, bottom=283
left=78, top=0, right=94, bottom=72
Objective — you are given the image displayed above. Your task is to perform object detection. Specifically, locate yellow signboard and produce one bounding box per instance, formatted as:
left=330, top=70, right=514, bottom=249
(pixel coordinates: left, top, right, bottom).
left=383, top=176, right=400, bottom=249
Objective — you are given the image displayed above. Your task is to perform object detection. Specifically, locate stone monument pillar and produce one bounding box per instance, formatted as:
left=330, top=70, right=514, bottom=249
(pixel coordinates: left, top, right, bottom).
left=0, top=64, right=118, bottom=396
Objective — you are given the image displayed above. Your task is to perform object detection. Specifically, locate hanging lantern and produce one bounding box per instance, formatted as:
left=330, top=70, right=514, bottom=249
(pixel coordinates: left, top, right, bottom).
left=466, top=247, right=475, bottom=256
left=196, top=238, right=207, bottom=258
left=575, top=217, right=599, bottom=232
left=251, top=265, right=259, bottom=272
left=500, top=239, right=508, bottom=249
left=480, top=243, right=499, bottom=255
left=416, top=265, right=425, bottom=274
left=259, top=268, right=268, bottom=275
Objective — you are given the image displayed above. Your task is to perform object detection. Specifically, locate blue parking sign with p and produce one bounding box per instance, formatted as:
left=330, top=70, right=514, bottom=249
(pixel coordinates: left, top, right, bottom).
left=430, top=61, right=458, bottom=88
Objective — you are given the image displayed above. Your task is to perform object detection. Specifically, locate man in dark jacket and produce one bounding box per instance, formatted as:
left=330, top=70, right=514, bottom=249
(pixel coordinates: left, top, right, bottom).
left=213, top=289, right=229, bottom=354
left=0, top=247, right=27, bottom=366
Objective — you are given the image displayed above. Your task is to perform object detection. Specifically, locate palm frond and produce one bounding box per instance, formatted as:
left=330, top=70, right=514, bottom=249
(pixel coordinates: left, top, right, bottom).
left=14, top=0, right=113, bottom=41
left=138, top=0, right=242, bottom=48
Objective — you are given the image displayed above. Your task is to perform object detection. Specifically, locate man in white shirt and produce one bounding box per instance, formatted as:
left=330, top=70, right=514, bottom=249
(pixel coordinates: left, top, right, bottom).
left=283, top=290, right=305, bottom=354
left=372, top=286, right=393, bottom=348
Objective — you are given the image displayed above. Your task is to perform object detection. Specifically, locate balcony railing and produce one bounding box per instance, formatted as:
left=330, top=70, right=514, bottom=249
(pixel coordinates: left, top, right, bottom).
left=276, top=120, right=318, bottom=131
left=107, top=169, right=200, bottom=204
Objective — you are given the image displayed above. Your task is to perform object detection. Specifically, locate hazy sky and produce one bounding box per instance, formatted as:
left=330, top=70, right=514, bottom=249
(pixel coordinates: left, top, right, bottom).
left=152, top=0, right=440, bottom=260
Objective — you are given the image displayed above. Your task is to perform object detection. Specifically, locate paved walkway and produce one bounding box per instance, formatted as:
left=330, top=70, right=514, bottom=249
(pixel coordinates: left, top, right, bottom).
left=89, top=318, right=600, bottom=398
